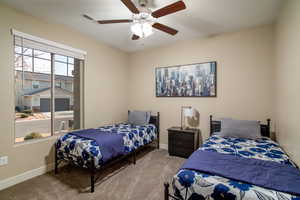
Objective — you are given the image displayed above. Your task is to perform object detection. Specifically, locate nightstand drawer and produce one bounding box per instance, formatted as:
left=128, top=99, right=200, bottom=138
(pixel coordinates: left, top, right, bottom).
left=168, top=131, right=194, bottom=143
left=169, top=146, right=194, bottom=158
left=169, top=138, right=192, bottom=149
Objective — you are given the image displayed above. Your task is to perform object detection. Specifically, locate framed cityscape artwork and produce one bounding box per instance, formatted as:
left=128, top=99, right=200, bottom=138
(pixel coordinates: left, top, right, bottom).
left=155, top=61, right=217, bottom=97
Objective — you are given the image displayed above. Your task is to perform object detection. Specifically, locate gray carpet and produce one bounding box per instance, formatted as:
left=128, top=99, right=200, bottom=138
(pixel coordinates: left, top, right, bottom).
left=0, top=148, right=185, bottom=200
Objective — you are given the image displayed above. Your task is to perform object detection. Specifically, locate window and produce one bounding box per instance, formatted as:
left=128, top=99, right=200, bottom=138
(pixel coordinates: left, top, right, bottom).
left=14, top=47, right=33, bottom=72
left=13, top=32, right=85, bottom=143
left=55, top=81, right=62, bottom=88
left=32, top=81, right=40, bottom=89
left=14, top=46, right=55, bottom=74
left=54, top=55, right=74, bottom=77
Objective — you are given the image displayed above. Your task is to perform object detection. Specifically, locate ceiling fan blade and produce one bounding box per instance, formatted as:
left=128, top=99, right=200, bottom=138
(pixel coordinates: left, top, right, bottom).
left=83, top=14, right=95, bottom=21
left=132, top=34, right=140, bottom=40
left=98, top=19, right=133, bottom=24
left=121, top=0, right=140, bottom=14
left=152, top=1, right=186, bottom=18
left=152, top=23, right=178, bottom=35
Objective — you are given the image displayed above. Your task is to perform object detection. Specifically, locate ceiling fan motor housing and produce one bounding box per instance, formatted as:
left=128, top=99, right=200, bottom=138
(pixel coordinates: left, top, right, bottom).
left=138, top=0, right=148, bottom=7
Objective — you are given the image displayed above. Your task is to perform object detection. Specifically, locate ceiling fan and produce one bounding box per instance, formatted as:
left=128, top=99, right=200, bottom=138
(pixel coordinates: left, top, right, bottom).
left=83, top=0, right=186, bottom=40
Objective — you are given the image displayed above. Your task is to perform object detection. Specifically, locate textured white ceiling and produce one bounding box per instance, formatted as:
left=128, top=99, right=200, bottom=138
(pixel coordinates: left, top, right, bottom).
left=2, top=0, right=283, bottom=52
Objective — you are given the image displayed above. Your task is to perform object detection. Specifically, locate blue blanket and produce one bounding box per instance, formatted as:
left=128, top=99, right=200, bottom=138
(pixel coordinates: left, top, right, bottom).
left=69, top=129, right=125, bottom=163
left=181, top=150, right=300, bottom=196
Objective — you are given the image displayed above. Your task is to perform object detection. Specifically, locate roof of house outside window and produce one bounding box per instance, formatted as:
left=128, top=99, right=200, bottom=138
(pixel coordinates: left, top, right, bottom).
left=23, top=86, right=72, bottom=96
left=16, top=71, right=73, bottom=82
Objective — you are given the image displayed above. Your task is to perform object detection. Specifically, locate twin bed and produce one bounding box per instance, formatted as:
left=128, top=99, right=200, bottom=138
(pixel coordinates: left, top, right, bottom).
left=165, top=116, right=300, bottom=200
left=55, top=111, right=160, bottom=193
left=55, top=112, right=300, bottom=198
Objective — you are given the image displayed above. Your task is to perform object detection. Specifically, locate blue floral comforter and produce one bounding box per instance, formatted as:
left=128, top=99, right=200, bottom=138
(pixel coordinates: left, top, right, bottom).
left=173, top=135, right=299, bottom=200
left=56, top=123, right=156, bottom=169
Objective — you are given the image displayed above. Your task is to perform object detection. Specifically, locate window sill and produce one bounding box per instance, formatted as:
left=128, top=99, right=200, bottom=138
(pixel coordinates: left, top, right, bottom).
left=13, top=133, right=64, bottom=148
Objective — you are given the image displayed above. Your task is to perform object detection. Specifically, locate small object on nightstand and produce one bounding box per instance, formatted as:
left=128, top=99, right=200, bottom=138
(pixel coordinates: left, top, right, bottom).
left=168, top=127, right=200, bottom=158
left=180, top=106, right=198, bottom=129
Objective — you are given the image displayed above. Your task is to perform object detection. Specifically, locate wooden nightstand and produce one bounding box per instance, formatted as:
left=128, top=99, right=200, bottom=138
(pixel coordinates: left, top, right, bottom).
left=167, top=127, right=200, bottom=158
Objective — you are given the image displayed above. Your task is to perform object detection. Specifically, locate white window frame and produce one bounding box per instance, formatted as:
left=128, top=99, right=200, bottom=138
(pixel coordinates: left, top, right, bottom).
left=11, top=29, right=87, bottom=58
left=12, top=30, right=86, bottom=144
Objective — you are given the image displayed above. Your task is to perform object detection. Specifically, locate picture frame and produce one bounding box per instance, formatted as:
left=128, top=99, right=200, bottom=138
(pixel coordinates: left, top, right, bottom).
left=155, top=61, right=217, bottom=97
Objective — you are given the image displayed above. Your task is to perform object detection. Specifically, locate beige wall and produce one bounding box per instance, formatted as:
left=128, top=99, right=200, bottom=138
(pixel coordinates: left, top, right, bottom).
left=128, top=25, right=275, bottom=147
left=0, top=3, right=129, bottom=180
left=2, top=0, right=299, bottom=185
left=275, top=0, right=300, bottom=165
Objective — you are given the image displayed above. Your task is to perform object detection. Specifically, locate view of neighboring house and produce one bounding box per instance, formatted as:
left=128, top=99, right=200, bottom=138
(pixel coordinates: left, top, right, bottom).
left=15, top=71, right=74, bottom=112
left=13, top=47, right=76, bottom=142
left=14, top=70, right=75, bottom=142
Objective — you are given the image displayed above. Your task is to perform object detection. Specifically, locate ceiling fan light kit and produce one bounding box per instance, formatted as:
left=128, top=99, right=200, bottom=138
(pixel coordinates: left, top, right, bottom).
left=131, top=22, right=153, bottom=38
left=83, top=0, right=186, bottom=40
left=131, top=11, right=155, bottom=38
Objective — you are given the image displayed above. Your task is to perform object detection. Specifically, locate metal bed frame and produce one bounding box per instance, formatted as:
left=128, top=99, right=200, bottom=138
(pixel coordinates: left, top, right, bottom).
left=164, top=115, right=271, bottom=200
left=55, top=111, right=160, bottom=193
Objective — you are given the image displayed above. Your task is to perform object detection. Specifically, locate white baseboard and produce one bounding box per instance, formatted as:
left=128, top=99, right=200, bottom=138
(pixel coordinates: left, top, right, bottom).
left=160, top=143, right=168, bottom=150
left=0, top=163, right=54, bottom=191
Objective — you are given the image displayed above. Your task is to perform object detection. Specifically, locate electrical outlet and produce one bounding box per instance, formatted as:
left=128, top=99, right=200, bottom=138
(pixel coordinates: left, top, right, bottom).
left=0, top=156, right=8, bottom=166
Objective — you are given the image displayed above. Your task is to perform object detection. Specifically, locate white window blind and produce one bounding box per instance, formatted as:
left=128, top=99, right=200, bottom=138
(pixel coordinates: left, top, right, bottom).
left=12, top=29, right=86, bottom=60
